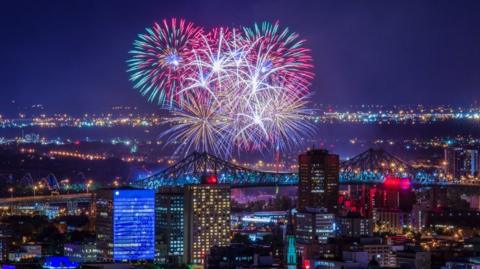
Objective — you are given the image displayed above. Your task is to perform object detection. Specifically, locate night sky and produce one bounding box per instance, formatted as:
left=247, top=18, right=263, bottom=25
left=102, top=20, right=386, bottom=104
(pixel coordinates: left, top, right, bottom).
left=1, top=0, right=480, bottom=113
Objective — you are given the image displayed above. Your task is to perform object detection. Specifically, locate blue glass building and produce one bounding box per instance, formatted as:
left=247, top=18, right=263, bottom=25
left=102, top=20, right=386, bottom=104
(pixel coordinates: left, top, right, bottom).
left=113, top=189, right=155, bottom=261
left=96, top=189, right=155, bottom=262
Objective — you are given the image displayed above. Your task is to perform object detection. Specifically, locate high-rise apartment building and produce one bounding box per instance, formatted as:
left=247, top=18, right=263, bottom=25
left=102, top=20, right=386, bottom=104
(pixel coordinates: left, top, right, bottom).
left=184, top=176, right=231, bottom=265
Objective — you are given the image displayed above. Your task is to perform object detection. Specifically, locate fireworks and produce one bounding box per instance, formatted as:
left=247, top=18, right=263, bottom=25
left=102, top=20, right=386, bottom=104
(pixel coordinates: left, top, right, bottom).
left=128, top=19, right=315, bottom=157
left=242, top=21, right=314, bottom=96
left=127, top=18, right=203, bottom=107
left=162, top=90, right=231, bottom=157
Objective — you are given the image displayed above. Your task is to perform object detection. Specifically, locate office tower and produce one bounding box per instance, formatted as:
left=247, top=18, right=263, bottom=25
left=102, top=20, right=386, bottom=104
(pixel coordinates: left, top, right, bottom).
left=372, top=208, right=410, bottom=234
left=371, top=176, right=414, bottom=213
left=375, top=188, right=400, bottom=209
left=337, top=213, right=373, bottom=237
left=184, top=176, right=231, bottom=265
left=298, top=149, right=340, bottom=213
left=96, top=188, right=155, bottom=262
left=155, top=187, right=184, bottom=264
left=96, top=189, right=113, bottom=261
left=445, top=147, right=480, bottom=178
left=0, top=223, right=11, bottom=262
left=295, top=210, right=336, bottom=244
left=465, top=149, right=479, bottom=176
left=445, top=147, right=463, bottom=178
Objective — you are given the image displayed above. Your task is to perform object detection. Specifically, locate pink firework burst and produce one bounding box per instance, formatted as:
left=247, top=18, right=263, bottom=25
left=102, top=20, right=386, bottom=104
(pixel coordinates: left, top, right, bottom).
left=127, top=18, right=203, bottom=107
left=243, top=21, right=314, bottom=97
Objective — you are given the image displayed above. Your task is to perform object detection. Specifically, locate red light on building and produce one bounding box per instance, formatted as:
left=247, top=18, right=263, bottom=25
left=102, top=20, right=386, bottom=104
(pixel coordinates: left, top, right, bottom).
left=202, top=175, right=218, bottom=184
left=400, top=178, right=411, bottom=190
left=384, top=177, right=399, bottom=188
left=303, top=259, right=311, bottom=269
left=383, top=176, right=411, bottom=190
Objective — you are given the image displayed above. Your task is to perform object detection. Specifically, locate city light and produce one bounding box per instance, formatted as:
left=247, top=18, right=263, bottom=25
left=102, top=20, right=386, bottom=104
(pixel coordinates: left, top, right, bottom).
left=0, top=2, right=479, bottom=269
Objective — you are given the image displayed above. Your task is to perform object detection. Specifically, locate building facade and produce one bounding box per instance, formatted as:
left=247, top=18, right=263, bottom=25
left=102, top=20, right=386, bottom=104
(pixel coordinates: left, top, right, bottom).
left=96, top=189, right=114, bottom=261
left=337, top=215, right=373, bottom=238
left=298, top=149, right=339, bottom=213
left=184, top=179, right=231, bottom=265
left=445, top=147, right=480, bottom=178
left=295, top=210, right=336, bottom=244
left=0, top=223, right=12, bottom=262
left=362, top=244, right=397, bottom=267
left=155, top=187, right=184, bottom=264
left=64, top=242, right=98, bottom=263
left=96, top=189, right=155, bottom=262
left=373, top=208, right=410, bottom=233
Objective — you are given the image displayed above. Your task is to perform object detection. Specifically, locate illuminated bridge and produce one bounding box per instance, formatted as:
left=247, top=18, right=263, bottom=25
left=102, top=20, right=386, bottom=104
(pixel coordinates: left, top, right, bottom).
left=0, top=193, right=95, bottom=215
left=142, top=149, right=480, bottom=189
left=142, top=151, right=298, bottom=189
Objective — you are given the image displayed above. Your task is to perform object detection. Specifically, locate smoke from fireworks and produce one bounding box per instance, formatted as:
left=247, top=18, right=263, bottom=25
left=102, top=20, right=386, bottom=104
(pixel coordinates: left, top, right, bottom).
left=128, top=19, right=315, bottom=157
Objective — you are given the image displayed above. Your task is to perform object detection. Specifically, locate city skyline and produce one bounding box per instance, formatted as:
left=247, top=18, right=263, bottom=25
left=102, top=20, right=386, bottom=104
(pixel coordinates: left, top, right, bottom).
left=1, top=2, right=480, bottom=269
left=1, top=0, right=480, bottom=114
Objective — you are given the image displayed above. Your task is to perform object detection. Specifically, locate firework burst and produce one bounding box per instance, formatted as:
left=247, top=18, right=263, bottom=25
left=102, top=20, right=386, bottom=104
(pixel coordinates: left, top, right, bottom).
left=162, top=90, right=231, bottom=157
left=128, top=19, right=315, bottom=158
left=243, top=21, right=314, bottom=96
left=127, top=18, right=203, bottom=107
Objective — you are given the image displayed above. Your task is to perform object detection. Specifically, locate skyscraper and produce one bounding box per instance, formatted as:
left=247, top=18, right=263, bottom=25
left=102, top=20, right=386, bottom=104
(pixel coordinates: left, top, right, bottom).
left=444, top=147, right=480, bottom=178
left=155, top=187, right=184, bottom=264
left=184, top=176, right=231, bottom=265
left=298, top=149, right=340, bottom=213
left=96, top=188, right=155, bottom=262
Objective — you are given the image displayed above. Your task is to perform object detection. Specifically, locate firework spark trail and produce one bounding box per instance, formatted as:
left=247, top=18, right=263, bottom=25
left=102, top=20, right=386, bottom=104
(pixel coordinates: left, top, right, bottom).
left=127, top=18, right=203, bottom=107
left=242, top=21, right=314, bottom=96
left=128, top=19, right=315, bottom=158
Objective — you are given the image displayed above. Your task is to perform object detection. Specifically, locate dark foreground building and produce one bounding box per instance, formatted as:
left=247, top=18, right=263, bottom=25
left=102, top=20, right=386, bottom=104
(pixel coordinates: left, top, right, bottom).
left=298, top=149, right=340, bottom=213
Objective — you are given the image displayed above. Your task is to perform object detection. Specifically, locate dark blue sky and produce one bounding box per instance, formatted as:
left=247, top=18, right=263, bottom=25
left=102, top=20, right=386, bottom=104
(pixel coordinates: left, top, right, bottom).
left=1, top=0, right=480, bottom=113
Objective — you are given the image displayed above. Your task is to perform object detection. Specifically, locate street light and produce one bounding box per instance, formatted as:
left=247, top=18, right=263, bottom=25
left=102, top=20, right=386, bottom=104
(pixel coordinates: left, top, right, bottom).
left=8, top=188, right=13, bottom=199
left=62, top=178, right=70, bottom=194
left=33, top=186, right=38, bottom=197
left=86, top=179, right=93, bottom=193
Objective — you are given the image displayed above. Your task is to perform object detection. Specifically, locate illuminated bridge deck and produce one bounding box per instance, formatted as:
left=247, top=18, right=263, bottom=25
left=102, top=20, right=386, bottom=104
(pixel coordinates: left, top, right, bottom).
left=141, top=150, right=480, bottom=189
left=0, top=193, right=94, bottom=205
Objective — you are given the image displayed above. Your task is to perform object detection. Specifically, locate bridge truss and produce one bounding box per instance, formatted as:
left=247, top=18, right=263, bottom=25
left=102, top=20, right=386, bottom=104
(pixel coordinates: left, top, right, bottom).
left=142, top=149, right=480, bottom=189
left=340, top=148, right=412, bottom=184
left=142, top=151, right=297, bottom=189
